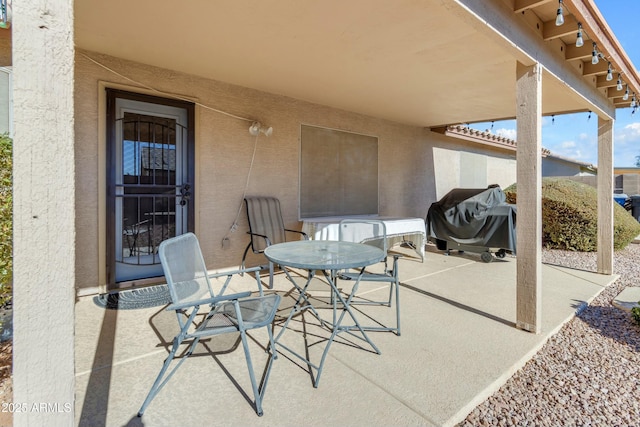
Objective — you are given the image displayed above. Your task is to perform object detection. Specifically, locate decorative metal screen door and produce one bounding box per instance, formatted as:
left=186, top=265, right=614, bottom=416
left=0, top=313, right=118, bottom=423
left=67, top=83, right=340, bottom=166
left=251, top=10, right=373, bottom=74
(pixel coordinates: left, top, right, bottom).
left=107, top=91, right=193, bottom=285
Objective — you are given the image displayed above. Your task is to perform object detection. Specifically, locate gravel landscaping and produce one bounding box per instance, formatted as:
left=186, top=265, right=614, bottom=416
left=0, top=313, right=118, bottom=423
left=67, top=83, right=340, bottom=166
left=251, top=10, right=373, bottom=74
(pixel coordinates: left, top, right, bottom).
left=459, top=244, right=640, bottom=427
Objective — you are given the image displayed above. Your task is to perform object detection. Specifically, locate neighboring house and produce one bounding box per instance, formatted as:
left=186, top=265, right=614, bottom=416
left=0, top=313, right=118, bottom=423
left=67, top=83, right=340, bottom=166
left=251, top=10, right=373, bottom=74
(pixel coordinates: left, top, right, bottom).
left=542, top=152, right=597, bottom=177
left=432, top=125, right=520, bottom=197
left=614, top=167, right=640, bottom=195
left=5, top=1, right=640, bottom=424
left=0, top=66, right=10, bottom=136
left=434, top=125, right=597, bottom=193
left=615, top=167, right=640, bottom=174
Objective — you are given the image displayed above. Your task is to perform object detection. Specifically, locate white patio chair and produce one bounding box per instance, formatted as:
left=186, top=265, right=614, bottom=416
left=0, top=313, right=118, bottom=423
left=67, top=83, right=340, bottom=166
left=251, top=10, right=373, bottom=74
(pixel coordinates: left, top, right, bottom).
left=138, top=232, right=280, bottom=417
left=338, top=219, right=401, bottom=335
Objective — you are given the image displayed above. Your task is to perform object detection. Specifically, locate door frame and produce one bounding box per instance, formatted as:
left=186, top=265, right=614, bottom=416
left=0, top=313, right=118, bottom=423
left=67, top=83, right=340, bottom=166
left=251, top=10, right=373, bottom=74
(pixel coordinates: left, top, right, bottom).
left=105, top=89, right=195, bottom=288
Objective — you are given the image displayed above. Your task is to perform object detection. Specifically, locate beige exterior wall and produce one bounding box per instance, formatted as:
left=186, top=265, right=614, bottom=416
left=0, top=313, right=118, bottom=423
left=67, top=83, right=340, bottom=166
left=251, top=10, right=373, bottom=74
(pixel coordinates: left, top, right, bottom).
left=75, top=51, right=518, bottom=293
left=542, top=157, right=588, bottom=177
left=431, top=134, right=517, bottom=200
left=0, top=68, right=11, bottom=135
left=620, top=175, right=640, bottom=195
left=567, top=174, right=640, bottom=196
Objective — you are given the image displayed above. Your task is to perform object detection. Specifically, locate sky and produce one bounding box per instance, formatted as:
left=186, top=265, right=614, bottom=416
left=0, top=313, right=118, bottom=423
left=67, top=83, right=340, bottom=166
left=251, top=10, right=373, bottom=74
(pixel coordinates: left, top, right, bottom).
left=469, top=1, right=640, bottom=168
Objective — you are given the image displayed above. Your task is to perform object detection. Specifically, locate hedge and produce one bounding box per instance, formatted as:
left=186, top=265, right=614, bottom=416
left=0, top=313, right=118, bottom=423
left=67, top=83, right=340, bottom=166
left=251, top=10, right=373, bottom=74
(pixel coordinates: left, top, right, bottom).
left=0, top=134, right=11, bottom=306
left=504, top=178, right=640, bottom=251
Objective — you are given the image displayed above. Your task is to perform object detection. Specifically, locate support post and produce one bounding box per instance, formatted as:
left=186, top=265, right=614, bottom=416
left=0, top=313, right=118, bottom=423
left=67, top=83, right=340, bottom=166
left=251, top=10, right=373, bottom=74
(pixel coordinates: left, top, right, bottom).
left=515, top=62, right=542, bottom=334
left=597, top=116, right=614, bottom=274
left=12, top=0, right=76, bottom=425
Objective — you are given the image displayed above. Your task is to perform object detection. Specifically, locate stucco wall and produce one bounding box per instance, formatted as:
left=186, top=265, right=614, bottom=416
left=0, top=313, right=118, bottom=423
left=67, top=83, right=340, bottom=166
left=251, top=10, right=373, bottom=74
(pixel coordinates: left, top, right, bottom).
left=13, top=0, right=76, bottom=424
left=566, top=174, right=640, bottom=196
left=541, top=156, right=595, bottom=177
left=431, top=134, right=517, bottom=200
left=74, top=50, right=518, bottom=292
left=620, top=174, right=640, bottom=195
left=0, top=69, right=10, bottom=134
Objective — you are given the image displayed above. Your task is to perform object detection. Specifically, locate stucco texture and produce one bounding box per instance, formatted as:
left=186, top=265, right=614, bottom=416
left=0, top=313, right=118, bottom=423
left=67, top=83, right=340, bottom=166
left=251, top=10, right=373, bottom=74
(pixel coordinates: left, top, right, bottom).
left=74, top=50, right=517, bottom=292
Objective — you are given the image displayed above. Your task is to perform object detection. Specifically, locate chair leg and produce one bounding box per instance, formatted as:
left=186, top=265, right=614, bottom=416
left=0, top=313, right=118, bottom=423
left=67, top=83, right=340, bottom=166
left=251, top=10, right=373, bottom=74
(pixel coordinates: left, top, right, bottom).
left=239, top=328, right=275, bottom=417
left=268, top=261, right=274, bottom=289
left=241, top=243, right=252, bottom=274
left=242, top=243, right=273, bottom=290
left=386, top=280, right=394, bottom=307
left=138, top=336, right=197, bottom=416
left=393, top=257, right=401, bottom=336
left=394, top=278, right=401, bottom=336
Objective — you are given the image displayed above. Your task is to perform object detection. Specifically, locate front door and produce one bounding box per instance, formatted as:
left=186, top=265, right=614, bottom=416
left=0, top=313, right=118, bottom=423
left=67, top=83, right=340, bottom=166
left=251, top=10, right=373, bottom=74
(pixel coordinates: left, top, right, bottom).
left=106, top=90, right=194, bottom=286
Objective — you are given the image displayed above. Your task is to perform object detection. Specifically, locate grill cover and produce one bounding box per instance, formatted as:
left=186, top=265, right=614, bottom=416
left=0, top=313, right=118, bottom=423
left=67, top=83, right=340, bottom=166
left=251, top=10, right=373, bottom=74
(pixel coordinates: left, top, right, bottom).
left=426, top=186, right=517, bottom=254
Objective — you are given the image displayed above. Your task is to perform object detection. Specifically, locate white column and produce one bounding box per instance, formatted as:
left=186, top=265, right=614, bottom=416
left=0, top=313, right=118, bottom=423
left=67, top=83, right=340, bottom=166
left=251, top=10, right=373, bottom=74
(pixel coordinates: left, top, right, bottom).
left=515, top=62, right=542, bottom=334
left=597, top=116, right=614, bottom=274
left=12, top=0, right=76, bottom=425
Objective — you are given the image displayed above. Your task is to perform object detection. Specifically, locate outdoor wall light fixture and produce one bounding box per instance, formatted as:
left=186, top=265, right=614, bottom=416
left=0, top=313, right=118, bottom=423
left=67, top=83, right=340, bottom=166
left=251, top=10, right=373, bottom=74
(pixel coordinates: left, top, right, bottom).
left=591, top=43, right=599, bottom=65
left=249, top=121, right=273, bottom=137
left=555, top=0, right=564, bottom=26
left=576, top=23, right=584, bottom=47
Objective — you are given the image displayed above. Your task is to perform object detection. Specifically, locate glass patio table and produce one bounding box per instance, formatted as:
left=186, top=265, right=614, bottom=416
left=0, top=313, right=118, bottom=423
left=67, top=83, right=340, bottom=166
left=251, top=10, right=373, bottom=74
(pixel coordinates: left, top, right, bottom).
left=264, top=240, right=385, bottom=387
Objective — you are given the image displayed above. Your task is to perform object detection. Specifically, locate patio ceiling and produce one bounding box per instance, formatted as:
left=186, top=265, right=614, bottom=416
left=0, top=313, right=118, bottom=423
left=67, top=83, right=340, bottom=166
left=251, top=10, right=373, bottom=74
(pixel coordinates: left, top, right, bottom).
left=74, top=0, right=639, bottom=128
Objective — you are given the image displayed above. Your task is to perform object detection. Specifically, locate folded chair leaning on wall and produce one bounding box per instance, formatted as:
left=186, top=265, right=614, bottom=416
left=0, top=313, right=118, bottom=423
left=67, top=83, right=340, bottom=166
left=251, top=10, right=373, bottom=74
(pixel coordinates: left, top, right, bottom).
left=338, top=219, right=402, bottom=335
left=138, top=232, right=281, bottom=417
left=242, top=196, right=308, bottom=288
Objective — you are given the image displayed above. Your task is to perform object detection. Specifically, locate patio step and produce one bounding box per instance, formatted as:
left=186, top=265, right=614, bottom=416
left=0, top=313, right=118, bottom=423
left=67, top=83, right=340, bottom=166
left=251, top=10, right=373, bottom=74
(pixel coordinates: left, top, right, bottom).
left=612, top=287, right=640, bottom=312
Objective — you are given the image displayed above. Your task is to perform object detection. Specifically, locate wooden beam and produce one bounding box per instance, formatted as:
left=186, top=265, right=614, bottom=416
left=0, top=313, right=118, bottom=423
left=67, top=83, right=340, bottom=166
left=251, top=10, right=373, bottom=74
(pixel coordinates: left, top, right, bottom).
left=596, top=74, right=619, bottom=88
left=597, top=116, right=614, bottom=275
left=607, top=87, right=625, bottom=99
left=583, top=60, right=609, bottom=76
left=516, top=62, right=542, bottom=334
left=543, top=15, right=578, bottom=41
left=565, top=0, right=640, bottom=111
left=613, top=98, right=631, bottom=107
left=565, top=44, right=591, bottom=61
left=454, top=0, right=615, bottom=118
left=514, top=0, right=553, bottom=14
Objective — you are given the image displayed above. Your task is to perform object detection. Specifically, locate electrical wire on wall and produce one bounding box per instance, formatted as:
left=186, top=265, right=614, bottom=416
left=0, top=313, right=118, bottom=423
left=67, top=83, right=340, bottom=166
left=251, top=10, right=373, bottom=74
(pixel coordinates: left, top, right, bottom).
left=223, top=133, right=260, bottom=245
left=223, top=122, right=274, bottom=246
left=80, top=52, right=274, bottom=248
left=81, top=52, right=255, bottom=123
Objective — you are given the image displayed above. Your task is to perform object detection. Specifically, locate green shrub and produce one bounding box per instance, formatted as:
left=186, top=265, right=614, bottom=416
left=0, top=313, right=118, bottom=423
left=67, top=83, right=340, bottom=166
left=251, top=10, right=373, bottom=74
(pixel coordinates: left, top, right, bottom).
left=504, top=178, right=640, bottom=251
left=0, top=134, right=11, bottom=306
left=632, top=304, right=640, bottom=326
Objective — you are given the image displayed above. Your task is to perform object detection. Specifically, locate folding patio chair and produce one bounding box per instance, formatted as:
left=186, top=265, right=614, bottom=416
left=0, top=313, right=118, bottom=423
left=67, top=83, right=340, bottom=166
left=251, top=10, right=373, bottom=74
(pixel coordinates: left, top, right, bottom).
left=242, top=196, right=308, bottom=288
left=338, top=219, right=402, bottom=335
left=138, top=232, right=281, bottom=417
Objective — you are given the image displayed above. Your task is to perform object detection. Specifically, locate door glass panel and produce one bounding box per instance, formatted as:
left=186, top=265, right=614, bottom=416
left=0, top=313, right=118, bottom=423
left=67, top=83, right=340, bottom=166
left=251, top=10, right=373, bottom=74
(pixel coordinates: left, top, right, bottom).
left=114, top=100, right=189, bottom=282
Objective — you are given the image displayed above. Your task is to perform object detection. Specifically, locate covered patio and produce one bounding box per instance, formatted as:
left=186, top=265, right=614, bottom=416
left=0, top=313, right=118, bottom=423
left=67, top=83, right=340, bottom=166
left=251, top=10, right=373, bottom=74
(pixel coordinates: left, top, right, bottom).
left=8, top=0, right=640, bottom=425
left=75, top=246, right=615, bottom=426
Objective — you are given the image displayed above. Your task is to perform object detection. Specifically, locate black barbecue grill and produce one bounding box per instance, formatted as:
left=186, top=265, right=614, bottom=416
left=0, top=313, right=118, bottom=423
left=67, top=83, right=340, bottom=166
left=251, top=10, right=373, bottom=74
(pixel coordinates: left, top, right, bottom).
left=426, top=186, right=517, bottom=262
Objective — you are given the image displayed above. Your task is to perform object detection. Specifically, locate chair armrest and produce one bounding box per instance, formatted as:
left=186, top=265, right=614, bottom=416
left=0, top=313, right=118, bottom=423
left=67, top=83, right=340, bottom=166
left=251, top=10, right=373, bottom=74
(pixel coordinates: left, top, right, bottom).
left=166, top=291, right=252, bottom=311
left=209, top=265, right=264, bottom=296
left=285, top=229, right=309, bottom=240
left=207, top=265, right=262, bottom=279
left=247, top=231, right=272, bottom=247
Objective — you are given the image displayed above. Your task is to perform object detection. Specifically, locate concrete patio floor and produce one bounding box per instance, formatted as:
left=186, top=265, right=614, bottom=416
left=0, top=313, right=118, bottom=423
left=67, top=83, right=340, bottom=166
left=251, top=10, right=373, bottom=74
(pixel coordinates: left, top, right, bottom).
left=74, top=244, right=616, bottom=427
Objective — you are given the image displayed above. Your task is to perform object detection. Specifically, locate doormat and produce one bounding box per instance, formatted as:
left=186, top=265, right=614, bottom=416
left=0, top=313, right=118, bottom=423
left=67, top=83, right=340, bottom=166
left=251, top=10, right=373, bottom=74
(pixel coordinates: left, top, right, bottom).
left=94, top=285, right=173, bottom=310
